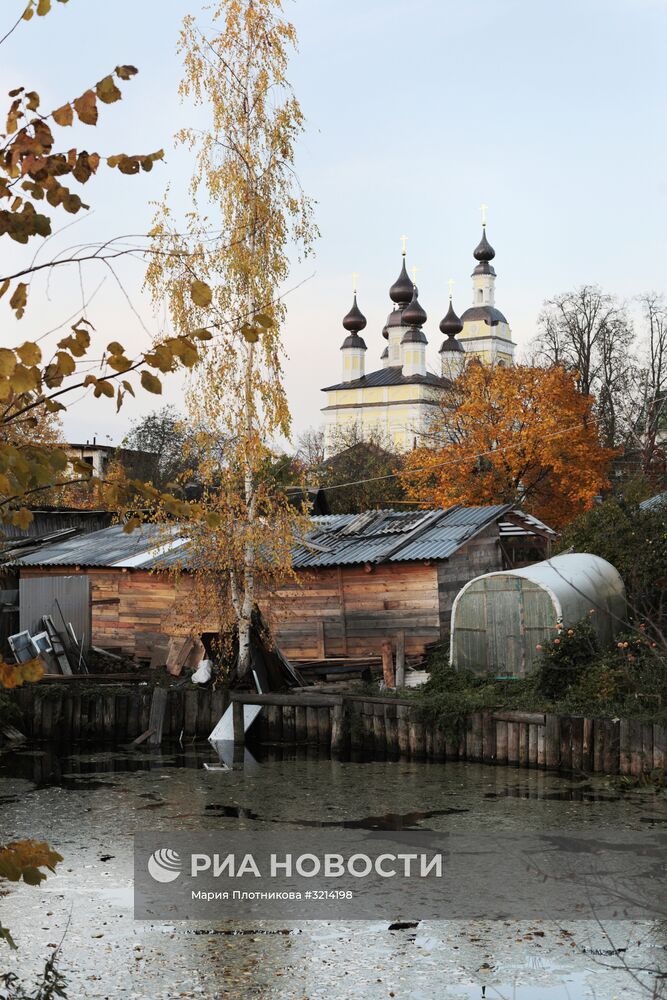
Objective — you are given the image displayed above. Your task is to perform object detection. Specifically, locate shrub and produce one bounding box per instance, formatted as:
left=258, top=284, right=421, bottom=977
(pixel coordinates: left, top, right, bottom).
left=532, top=617, right=599, bottom=700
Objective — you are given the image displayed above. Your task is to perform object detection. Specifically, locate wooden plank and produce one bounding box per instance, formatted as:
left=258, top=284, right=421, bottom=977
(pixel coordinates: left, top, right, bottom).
left=518, top=723, right=529, bottom=767
left=395, top=630, right=405, bottom=687
left=306, top=706, right=319, bottom=744
left=381, top=640, right=394, bottom=689
left=232, top=700, right=245, bottom=746
left=560, top=717, right=572, bottom=772
left=642, top=723, right=653, bottom=775
left=619, top=719, right=632, bottom=776
left=282, top=705, right=296, bottom=744
left=316, top=621, right=326, bottom=659
left=604, top=719, right=620, bottom=775
left=654, top=724, right=666, bottom=775
left=492, top=711, right=546, bottom=725
left=545, top=714, right=559, bottom=769
left=318, top=706, right=331, bottom=747
left=593, top=719, right=605, bottom=773
left=147, top=687, right=168, bottom=747
left=507, top=722, right=519, bottom=765
left=294, top=705, right=307, bottom=743
left=482, top=712, right=495, bottom=764
left=495, top=720, right=508, bottom=764
left=571, top=717, right=584, bottom=772
left=397, top=705, right=409, bottom=755
left=528, top=723, right=538, bottom=768
left=537, top=724, right=546, bottom=768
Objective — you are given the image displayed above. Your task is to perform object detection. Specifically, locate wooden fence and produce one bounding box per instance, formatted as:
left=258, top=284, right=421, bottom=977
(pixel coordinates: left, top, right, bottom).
left=8, top=684, right=667, bottom=780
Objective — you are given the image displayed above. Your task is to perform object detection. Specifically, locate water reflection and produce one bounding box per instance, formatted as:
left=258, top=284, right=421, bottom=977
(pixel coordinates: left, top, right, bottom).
left=1, top=741, right=665, bottom=999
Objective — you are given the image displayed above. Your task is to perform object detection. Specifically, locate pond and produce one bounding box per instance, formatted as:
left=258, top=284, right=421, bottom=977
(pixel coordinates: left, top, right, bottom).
left=1, top=742, right=666, bottom=999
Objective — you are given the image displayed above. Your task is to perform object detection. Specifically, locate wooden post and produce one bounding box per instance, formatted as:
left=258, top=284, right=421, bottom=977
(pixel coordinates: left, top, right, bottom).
left=528, top=723, right=538, bottom=768
left=570, top=717, right=584, bottom=772
left=604, top=719, right=620, bottom=774
left=408, top=714, right=424, bottom=758
left=545, top=714, right=560, bottom=770
left=306, top=705, right=319, bottom=744
left=582, top=718, right=594, bottom=773
left=630, top=719, right=643, bottom=777
left=373, top=704, right=386, bottom=753
left=641, top=723, right=653, bottom=775
left=518, top=723, right=529, bottom=767
left=385, top=705, right=399, bottom=756
left=349, top=703, right=363, bottom=752
left=482, top=713, right=495, bottom=764
left=593, top=719, right=605, bottom=773
left=148, top=687, right=168, bottom=748
left=559, top=717, right=572, bottom=772
left=381, top=640, right=395, bottom=689
left=536, top=724, right=546, bottom=769
left=331, top=703, right=346, bottom=757
left=507, top=722, right=519, bottom=765
left=433, top=725, right=447, bottom=762
left=654, top=724, right=666, bottom=777
left=495, top=720, right=508, bottom=764
left=395, top=630, right=405, bottom=687
left=397, top=705, right=409, bottom=756
left=232, top=700, right=245, bottom=747
left=619, top=719, right=632, bottom=775
left=318, top=706, right=331, bottom=747
left=282, top=705, right=296, bottom=744
left=295, top=705, right=307, bottom=744
left=184, top=690, right=198, bottom=738
left=468, top=713, right=483, bottom=762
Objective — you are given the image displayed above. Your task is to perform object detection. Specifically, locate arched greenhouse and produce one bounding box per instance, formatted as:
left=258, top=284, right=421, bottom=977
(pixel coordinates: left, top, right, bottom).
left=450, top=553, right=626, bottom=678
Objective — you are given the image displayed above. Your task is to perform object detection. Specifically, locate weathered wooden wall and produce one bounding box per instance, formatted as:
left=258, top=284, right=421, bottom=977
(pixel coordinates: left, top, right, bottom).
left=21, top=562, right=444, bottom=661
left=268, top=563, right=441, bottom=659
left=437, top=524, right=503, bottom=641
left=10, top=685, right=667, bottom=782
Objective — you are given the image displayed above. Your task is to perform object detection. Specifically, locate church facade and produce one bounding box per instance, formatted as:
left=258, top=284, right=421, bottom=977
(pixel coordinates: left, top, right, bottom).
left=321, top=225, right=516, bottom=451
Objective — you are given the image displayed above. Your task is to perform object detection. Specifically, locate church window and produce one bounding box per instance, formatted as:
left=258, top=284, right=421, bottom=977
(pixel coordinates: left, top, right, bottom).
left=477, top=289, right=483, bottom=303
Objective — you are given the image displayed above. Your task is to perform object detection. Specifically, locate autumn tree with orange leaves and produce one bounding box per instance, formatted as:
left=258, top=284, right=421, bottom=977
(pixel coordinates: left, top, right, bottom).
left=401, top=364, right=615, bottom=528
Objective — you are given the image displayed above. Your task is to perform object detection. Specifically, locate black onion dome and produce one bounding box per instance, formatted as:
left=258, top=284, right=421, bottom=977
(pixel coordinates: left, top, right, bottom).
left=439, top=300, right=463, bottom=338
left=402, top=285, right=427, bottom=328
left=342, top=294, right=367, bottom=334
left=389, top=258, right=414, bottom=305
left=473, top=226, right=496, bottom=262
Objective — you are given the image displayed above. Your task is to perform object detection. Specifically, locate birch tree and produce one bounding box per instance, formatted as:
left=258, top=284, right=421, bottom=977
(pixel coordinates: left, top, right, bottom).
left=146, top=0, right=316, bottom=676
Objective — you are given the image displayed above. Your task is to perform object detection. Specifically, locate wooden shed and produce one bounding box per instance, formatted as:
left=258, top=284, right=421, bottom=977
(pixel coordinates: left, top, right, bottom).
left=12, top=506, right=555, bottom=663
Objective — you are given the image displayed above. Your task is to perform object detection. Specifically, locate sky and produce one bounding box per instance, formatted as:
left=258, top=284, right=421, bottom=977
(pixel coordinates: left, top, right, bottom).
left=2, top=0, right=666, bottom=447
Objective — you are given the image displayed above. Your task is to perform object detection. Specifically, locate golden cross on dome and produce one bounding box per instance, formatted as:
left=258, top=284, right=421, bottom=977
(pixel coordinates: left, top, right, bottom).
left=448, top=278, right=455, bottom=300
left=400, top=234, right=408, bottom=256
left=480, top=203, right=488, bottom=227
left=352, top=271, right=359, bottom=294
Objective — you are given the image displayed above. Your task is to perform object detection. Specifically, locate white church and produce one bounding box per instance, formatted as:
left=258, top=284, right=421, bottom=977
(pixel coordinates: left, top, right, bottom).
left=321, top=224, right=516, bottom=451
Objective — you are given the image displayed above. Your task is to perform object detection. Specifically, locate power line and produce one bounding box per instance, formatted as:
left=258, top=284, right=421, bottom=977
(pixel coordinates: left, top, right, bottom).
left=317, top=423, right=582, bottom=494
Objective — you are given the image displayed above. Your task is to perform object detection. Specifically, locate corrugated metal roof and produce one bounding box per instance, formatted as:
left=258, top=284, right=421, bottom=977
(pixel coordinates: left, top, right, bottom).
left=640, top=492, right=667, bottom=512
left=292, top=505, right=512, bottom=567
left=12, top=503, right=543, bottom=572
left=11, top=523, right=186, bottom=568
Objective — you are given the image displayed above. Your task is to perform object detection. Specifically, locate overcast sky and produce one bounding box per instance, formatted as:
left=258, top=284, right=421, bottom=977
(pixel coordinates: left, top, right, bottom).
left=2, top=0, right=665, bottom=447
